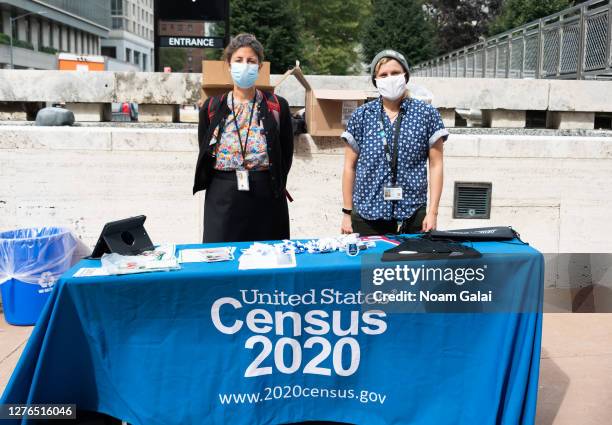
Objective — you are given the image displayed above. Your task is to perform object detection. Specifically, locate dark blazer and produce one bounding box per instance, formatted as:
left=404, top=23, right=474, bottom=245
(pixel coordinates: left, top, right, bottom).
left=192, top=92, right=294, bottom=198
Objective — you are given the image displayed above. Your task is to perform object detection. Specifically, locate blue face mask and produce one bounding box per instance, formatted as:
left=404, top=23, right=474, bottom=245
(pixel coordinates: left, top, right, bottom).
left=230, top=62, right=260, bottom=89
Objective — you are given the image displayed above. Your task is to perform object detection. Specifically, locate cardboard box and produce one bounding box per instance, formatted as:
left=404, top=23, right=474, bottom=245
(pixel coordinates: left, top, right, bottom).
left=201, top=60, right=273, bottom=98
left=275, top=65, right=368, bottom=137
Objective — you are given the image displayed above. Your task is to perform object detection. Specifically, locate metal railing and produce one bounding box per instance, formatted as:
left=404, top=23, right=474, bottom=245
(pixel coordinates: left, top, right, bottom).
left=413, top=0, right=612, bottom=80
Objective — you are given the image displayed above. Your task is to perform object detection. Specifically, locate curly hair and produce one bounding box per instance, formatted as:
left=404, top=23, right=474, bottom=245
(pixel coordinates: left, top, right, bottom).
left=223, top=33, right=264, bottom=63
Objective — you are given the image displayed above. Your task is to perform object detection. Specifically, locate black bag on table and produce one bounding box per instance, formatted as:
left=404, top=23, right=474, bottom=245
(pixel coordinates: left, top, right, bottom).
left=425, top=226, right=520, bottom=242
left=382, top=238, right=482, bottom=262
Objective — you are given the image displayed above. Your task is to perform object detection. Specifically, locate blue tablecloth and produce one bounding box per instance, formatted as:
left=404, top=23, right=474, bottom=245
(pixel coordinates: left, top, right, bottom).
left=1, top=239, right=543, bottom=425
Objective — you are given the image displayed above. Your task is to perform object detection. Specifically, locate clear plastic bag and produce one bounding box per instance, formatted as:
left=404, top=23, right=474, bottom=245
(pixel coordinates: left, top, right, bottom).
left=0, top=227, right=86, bottom=287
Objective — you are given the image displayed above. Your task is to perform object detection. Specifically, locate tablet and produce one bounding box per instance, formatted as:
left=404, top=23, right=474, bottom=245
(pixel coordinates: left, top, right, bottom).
left=91, top=215, right=154, bottom=258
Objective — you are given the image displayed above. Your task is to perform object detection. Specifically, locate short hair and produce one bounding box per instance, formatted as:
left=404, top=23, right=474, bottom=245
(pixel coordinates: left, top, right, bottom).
left=223, top=33, right=264, bottom=63
left=374, top=57, right=399, bottom=77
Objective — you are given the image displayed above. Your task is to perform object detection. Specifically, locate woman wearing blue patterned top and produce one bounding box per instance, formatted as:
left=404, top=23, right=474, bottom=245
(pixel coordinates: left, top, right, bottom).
left=341, top=50, right=448, bottom=236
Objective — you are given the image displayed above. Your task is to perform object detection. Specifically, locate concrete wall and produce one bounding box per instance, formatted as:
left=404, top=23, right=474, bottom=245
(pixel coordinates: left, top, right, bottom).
left=0, top=45, right=57, bottom=70
left=0, top=70, right=201, bottom=104
left=1, top=126, right=610, bottom=259
left=5, top=71, right=597, bottom=109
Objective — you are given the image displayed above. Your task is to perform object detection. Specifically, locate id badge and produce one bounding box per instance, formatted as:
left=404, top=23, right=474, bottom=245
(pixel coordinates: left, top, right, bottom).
left=236, top=170, right=250, bottom=191
left=383, top=185, right=403, bottom=201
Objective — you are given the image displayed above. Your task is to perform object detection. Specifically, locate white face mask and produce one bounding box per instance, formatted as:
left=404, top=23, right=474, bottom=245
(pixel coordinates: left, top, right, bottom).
left=375, top=74, right=407, bottom=101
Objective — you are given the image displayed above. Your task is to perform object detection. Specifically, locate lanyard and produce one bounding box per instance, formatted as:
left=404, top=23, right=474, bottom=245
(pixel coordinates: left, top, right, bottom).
left=231, top=91, right=257, bottom=167
left=379, top=103, right=404, bottom=185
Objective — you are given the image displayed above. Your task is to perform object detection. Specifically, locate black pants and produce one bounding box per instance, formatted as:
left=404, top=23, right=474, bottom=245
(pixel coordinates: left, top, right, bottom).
left=351, top=205, right=427, bottom=236
left=203, top=170, right=289, bottom=243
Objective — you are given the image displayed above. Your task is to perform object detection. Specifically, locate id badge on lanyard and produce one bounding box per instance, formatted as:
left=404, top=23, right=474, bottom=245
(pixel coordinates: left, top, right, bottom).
left=383, top=185, right=403, bottom=201
left=381, top=106, right=404, bottom=201
left=236, top=169, right=250, bottom=191
left=232, top=93, right=257, bottom=192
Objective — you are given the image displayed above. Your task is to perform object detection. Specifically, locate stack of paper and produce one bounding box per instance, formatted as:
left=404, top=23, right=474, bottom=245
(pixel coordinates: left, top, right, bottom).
left=238, top=243, right=296, bottom=270
left=178, top=247, right=236, bottom=263
left=101, top=244, right=180, bottom=275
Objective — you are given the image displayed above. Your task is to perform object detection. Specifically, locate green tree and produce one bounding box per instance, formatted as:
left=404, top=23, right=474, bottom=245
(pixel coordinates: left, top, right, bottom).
left=488, top=0, right=572, bottom=35
left=159, top=48, right=187, bottom=72
left=230, top=0, right=302, bottom=73
left=292, top=0, right=372, bottom=75
left=362, top=0, right=437, bottom=67
left=425, top=0, right=503, bottom=53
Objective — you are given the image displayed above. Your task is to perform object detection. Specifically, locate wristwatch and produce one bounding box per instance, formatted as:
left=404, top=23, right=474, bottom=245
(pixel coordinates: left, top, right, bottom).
left=342, top=208, right=352, bottom=215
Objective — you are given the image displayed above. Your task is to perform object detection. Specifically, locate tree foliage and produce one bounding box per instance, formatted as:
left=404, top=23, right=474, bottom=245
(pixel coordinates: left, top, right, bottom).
left=487, top=0, right=573, bottom=35
left=159, top=48, right=187, bottom=72
left=424, top=0, right=503, bottom=52
left=292, top=0, right=371, bottom=75
left=362, top=0, right=437, bottom=67
left=230, top=0, right=302, bottom=73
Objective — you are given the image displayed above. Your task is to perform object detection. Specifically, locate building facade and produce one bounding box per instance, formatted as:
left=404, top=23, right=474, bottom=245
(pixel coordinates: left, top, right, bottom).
left=102, top=0, right=153, bottom=71
left=0, top=0, right=111, bottom=69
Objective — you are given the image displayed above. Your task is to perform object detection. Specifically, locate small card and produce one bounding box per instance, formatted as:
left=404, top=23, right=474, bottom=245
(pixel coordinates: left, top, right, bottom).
left=236, top=170, right=250, bottom=191
left=383, top=185, right=403, bottom=201
left=73, top=267, right=109, bottom=278
left=178, top=247, right=236, bottom=263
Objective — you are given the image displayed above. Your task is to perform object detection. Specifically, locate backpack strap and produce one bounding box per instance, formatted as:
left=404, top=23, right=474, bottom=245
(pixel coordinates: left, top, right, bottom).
left=207, top=93, right=228, bottom=145
left=207, top=93, right=226, bottom=122
left=261, top=91, right=281, bottom=129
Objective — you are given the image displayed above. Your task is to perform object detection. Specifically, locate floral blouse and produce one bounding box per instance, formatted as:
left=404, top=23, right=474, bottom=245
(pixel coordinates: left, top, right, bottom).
left=213, top=90, right=270, bottom=171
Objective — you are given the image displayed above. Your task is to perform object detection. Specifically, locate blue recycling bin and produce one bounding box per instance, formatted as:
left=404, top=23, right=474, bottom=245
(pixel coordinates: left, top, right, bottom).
left=0, top=227, right=77, bottom=326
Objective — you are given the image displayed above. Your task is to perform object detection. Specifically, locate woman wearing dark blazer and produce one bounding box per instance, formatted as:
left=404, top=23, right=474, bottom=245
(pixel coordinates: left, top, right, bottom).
left=193, top=34, right=294, bottom=243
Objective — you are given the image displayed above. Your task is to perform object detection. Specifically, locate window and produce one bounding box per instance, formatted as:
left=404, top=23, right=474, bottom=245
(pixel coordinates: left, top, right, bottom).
left=112, top=17, right=125, bottom=30
left=12, top=14, right=17, bottom=40
left=25, top=16, right=31, bottom=43
left=126, top=47, right=132, bottom=62
left=111, top=0, right=123, bottom=15
left=134, top=51, right=140, bottom=65
left=49, top=22, right=54, bottom=47
left=143, top=53, right=147, bottom=71
left=38, top=18, right=43, bottom=49
left=178, top=24, right=183, bottom=31
left=58, top=26, right=63, bottom=50
left=188, top=24, right=193, bottom=32
left=102, top=46, right=117, bottom=58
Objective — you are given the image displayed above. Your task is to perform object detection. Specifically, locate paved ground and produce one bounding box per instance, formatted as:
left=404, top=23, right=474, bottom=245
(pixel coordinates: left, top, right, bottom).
left=2, top=120, right=612, bottom=137
left=1, top=313, right=611, bottom=424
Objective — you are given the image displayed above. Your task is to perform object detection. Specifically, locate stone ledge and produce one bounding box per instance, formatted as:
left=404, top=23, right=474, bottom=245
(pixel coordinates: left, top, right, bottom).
left=0, top=71, right=611, bottom=114
left=2, top=126, right=612, bottom=159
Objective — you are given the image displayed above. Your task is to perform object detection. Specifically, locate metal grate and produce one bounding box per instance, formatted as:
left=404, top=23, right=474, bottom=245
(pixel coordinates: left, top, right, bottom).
left=560, top=23, right=580, bottom=73
left=475, top=50, right=484, bottom=76
left=453, top=182, right=492, bottom=219
left=497, top=43, right=509, bottom=77
left=486, top=47, right=497, bottom=77
left=510, top=38, right=524, bottom=78
left=524, top=34, right=540, bottom=78
left=585, top=11, right=608, bottom=70
left=543, top=28, right=561, bottom=76
left=467, top=53, right=475, bottom=77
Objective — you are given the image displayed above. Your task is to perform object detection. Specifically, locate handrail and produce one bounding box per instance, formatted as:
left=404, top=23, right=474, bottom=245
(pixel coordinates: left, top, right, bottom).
left=412, top=0, right=612, bottom=80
